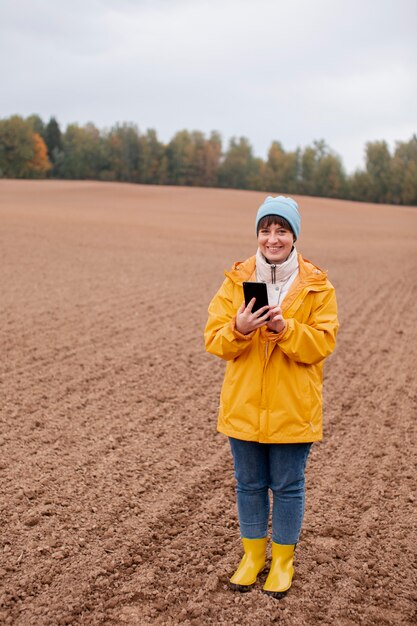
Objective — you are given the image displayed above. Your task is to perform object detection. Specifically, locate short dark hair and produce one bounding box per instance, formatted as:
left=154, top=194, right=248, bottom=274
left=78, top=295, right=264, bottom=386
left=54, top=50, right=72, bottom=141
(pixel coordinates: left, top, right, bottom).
left=257, top=214, right=294, bottom=237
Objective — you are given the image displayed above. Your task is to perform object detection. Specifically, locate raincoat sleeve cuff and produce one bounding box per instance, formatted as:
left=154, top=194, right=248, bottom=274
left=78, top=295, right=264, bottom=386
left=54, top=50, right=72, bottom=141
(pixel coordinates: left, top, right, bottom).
left=230, top=317, right=256, bottom=340
left=265, top=320, right=289, bottom=342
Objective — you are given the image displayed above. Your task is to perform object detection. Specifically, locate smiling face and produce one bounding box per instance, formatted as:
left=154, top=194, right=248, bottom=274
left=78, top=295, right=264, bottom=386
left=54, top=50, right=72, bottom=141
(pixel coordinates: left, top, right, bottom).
left=257, top=216, right=295, bottom=264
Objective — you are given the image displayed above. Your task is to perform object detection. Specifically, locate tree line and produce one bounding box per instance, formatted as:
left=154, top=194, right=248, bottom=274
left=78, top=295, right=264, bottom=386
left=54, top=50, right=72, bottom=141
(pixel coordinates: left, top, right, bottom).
left=0, top=114, right=416, bottom=205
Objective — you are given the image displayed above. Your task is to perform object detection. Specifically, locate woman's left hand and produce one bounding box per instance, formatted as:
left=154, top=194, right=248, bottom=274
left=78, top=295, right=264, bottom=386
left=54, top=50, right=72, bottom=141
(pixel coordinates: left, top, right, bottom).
left=266, top=305, right=286, bottom=334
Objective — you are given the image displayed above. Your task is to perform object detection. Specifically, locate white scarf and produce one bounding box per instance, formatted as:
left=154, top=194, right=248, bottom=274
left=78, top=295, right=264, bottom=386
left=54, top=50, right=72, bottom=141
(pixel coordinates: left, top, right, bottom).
left=256, top=247, right=299, bottom=306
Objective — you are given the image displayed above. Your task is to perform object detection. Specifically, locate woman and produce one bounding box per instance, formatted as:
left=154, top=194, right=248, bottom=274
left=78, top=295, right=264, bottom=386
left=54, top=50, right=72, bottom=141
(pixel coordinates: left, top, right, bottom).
left=204, top=196, right=338, bottom=598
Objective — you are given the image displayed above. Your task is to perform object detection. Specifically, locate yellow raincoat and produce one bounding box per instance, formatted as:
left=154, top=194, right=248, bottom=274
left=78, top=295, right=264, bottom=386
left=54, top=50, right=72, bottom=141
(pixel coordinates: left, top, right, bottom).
left=204, top=253, right=339, bottom=443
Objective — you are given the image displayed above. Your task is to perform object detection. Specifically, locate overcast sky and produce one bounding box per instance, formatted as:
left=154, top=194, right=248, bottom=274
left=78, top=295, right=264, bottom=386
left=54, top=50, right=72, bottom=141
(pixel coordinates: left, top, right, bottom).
left=1, top=0, right=416, bottom=173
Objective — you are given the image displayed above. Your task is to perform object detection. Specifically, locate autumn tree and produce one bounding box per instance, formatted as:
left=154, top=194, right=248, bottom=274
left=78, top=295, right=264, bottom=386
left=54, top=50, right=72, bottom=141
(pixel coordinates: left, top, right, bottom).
left=0, top=115, right=50, bottom=178
left=27, top=133, right=52, bottom=177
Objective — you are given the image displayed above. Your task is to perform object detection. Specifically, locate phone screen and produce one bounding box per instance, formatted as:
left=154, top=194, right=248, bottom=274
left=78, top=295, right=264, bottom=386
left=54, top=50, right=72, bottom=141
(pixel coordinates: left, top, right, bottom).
left=243, top=282, right=269, bottom=313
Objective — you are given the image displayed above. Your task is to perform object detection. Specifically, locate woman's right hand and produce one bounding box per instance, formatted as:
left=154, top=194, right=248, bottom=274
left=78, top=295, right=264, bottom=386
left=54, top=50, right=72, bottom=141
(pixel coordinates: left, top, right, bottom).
left=235, top=299, right=270, bottom=335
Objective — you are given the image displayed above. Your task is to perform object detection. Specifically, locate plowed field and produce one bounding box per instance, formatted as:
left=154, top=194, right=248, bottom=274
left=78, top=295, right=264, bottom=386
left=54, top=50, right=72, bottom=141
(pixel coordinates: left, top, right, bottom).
left=0, top=180, right=416, bottom=625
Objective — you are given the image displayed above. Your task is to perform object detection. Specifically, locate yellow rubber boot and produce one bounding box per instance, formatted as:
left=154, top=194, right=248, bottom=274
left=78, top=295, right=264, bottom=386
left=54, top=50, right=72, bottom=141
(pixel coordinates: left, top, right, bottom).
left=263, top=543, right=295, bottom=598
left=230, top=537, right=268, bottom=591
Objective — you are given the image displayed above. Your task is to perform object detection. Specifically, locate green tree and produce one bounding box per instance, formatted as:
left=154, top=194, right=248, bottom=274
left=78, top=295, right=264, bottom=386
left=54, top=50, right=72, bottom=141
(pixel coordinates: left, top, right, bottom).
left=390, top=135, right=417, bottom=205
left=44, top=117, right=63, bottom=173
left=183, top=130, right=206, bottom=186
left=157, top=154, right=169, bottom=185
left=299, top=145, right=317, bottom=196
left=140, top=129, right=165, bottom=184
left=60, top=123, right=107, bottom=179
left=364, top=140, right=392, bottom=203
left=299, top=140, right=346, bottom=198
left=315, top=154, right=346, bottom=198
left=164, top=130, right=222, bottom=187
left=264, top=141, right=299, bottom=194
left=165, top=130, right=193, bottom=185
left=106, top=123, right=142, bottom=182
left=187, top=130, right=221, bottom=187
left=26, top=114, right=45, bottom=137
left=348, top=170, right=373, bottom=202
left=201, top=131, right=222, bottom=187
left=218, top=136, right=257, bottom=189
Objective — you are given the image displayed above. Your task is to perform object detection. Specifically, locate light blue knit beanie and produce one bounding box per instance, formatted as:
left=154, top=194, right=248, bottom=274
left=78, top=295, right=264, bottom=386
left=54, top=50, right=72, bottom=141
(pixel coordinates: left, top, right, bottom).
left=255, top=196, right=300, bottom=239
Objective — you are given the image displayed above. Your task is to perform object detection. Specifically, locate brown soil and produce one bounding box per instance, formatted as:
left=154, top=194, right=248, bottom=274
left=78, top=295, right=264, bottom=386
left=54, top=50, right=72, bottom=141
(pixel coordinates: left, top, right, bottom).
left=0, top=180, right=416, bottom=625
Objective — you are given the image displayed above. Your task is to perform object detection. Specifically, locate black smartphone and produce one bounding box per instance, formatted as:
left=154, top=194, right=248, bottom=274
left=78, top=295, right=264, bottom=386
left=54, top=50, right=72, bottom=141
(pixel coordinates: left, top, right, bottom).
left=243, top=281, right=269, bottom=314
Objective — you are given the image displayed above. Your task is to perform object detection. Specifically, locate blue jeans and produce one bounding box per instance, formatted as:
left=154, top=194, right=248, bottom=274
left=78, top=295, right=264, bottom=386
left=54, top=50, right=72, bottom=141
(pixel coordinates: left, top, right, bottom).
left=229, top=438, right=312, bottom=545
